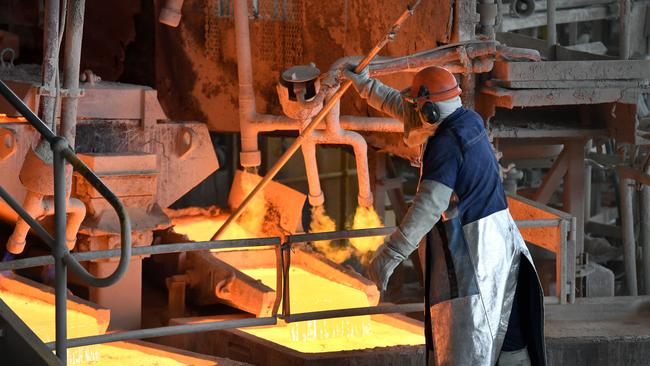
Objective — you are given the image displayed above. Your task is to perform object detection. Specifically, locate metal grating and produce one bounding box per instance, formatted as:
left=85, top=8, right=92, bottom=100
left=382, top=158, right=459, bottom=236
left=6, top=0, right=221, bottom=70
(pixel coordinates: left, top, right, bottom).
left=204, top=0, right=303, bottom=68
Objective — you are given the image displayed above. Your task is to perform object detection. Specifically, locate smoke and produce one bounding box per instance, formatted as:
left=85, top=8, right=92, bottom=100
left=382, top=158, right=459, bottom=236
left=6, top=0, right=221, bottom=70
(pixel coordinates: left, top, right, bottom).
left=309, top=206, right=352, bottom=264
left=237, top=172, right=268, bottom=235
left=348, top=206, right=385, bottom=265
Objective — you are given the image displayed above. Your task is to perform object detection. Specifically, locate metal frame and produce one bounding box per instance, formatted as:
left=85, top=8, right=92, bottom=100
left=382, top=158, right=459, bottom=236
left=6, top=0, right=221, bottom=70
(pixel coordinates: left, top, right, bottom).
left=0, top=80, right=132, bottom=364
left=0, top=79, right=574, bottom=363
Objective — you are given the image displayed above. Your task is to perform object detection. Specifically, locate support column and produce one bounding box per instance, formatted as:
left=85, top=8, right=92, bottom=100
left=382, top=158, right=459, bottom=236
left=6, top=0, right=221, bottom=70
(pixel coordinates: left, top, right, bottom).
left=641, top=165, right=650, bottom=294
left=89, top=258, right=143, bottom=329
left=620, top=176, right=637, bottom=295
left=563, top=140, right=586, bottom=255
left=547, top=0, right=557, bottom=47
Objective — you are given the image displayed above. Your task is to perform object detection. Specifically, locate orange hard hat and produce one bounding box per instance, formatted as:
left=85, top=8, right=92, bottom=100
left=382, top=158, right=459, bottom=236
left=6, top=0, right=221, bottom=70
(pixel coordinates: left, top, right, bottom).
left=408, top=66, right=461, bottom=104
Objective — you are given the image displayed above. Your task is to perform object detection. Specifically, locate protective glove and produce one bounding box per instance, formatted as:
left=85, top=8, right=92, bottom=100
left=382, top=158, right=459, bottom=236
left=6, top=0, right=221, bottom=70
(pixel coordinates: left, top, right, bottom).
left=368, top=180, right=453, bottom=291
left=368, top=241, right=406, bottom=292
left=341, top=64, right=405, bottom=120
left=342, top=66, right=372, bottom=97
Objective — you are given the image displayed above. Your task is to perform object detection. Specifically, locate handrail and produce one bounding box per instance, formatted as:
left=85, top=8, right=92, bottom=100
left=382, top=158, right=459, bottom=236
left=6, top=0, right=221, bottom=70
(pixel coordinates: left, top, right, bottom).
left=0, top=79, right=132, bottom=288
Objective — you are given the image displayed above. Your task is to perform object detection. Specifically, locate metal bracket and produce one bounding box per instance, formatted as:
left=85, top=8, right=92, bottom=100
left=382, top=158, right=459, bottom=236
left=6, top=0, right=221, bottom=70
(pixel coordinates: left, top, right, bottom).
left=37, top=85, right=57, bottom=97
left=59, top=88, right=85, bottom=98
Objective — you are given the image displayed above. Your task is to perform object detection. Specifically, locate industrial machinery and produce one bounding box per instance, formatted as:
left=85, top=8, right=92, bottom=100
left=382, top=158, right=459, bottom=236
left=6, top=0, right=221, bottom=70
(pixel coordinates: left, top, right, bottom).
left=0, top=0, right=649, bottom=365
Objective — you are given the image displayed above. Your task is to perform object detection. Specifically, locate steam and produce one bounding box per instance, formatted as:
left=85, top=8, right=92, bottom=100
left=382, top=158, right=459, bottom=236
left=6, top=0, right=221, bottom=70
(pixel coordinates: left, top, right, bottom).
left=348, top=206, right=385, bottom=265
left=309, top=206, right=352, bottom=264
left=237, top=172, right=268, bottom=235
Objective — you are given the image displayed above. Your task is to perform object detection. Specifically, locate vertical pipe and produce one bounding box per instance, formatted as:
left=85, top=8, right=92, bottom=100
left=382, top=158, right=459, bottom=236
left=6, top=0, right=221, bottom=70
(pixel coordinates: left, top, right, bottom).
left=53, top=144, right=68, bottom=363
left=547, top=0, right=557, bottom=48
left=478, top=0, right=497, bottom=40
left=620, top=176, right=638, bottom=295
left=234, top=0, right=261, bottom=167
left=619, top=0, right=631, bottom=60
left=60, top=0, right=86, bottom=147
left=642, top=165, right=650, bottom=294
left=301, top=141, right=325, bottom=207
left=585, top=140, right=593, bottom=220
left=40, top=0, right=60, bottom=131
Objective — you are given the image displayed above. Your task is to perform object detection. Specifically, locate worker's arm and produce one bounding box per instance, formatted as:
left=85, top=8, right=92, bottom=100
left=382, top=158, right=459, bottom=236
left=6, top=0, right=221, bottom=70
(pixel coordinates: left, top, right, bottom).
left=369, top=180, right=452, bottom=291
left=368, top=133, right=461, bottom=292
left=343, top=67, right=405, bottom=121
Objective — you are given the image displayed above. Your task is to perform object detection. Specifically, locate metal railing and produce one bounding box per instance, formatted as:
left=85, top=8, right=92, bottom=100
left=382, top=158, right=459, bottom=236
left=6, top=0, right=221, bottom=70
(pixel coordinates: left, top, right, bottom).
left=0, top=80, right=572, bottom=364
left=0, top=80, right=132, bottom=364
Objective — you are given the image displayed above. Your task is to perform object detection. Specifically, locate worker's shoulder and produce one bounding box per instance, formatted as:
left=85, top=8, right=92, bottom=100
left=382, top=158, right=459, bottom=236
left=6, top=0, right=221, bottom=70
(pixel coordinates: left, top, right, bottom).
left=435, top=108, right=486, bottom=150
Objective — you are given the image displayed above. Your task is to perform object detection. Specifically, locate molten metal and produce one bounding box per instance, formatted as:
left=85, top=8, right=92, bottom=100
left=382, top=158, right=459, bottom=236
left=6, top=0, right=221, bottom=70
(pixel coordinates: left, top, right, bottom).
left=238, top=266, right=424, bottom=353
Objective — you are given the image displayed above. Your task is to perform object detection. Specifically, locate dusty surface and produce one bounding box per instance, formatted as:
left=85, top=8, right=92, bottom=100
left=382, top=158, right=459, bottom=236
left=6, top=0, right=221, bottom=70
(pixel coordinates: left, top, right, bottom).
left=545, top=296, right=650, bottom=339
left=156, top=0, right=453, bottom=132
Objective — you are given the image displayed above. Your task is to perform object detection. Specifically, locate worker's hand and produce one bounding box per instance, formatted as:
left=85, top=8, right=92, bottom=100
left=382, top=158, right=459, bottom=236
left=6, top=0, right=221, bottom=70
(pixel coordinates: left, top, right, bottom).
left=368, top=241, right=406, bottom=292
left=342, top=64, right=372, bottom=95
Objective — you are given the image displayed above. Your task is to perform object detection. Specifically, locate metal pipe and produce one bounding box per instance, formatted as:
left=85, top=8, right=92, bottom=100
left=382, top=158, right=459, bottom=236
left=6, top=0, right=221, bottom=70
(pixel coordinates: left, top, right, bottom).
left=301, top=140, right=324, bottom=206
left=478, top=0, right=498, bottom=39
left=585, top=140, right=593, bottom=220
left=213, top=1, right=420, bottom=239
left=51, top=317, right=278, bottom=349
left=233, top=0, right=260, bottom=167
left=7, top=195, right=86, bottom=254
left=547, top=0, right=557, bottom=48
left=643, top=165, right=650, bottom=294
left=53, top=145, right=68, bottom=363
left=0, top=187, right=54, bottom=248
left=0, top=219, right=560, bottom=271
left=284, top=303, right=424, bottom=323
left=619, top=176, right=638, bottom=295
left=40, top=0, right=60, bottom=131
left=60, top=0, right=85, bottom=146
left=307, top=99, right=373, bottom=207
left=619, top=0, right=631, bottom=59
left=233, top=0, right=422, bottom=168
left=0, top=236, right=280, bottom=272
left=6, top=191, right=45, bottom=254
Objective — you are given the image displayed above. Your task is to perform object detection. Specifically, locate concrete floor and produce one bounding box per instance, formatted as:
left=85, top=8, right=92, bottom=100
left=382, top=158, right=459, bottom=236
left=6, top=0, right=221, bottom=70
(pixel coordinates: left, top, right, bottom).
left=545, top=296, right=650, bottom=366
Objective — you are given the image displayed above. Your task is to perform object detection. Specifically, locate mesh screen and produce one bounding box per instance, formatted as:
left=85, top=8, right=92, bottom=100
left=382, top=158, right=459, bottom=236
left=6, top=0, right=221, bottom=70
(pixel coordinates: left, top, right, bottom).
left=204, top=0, right=303, bottom=69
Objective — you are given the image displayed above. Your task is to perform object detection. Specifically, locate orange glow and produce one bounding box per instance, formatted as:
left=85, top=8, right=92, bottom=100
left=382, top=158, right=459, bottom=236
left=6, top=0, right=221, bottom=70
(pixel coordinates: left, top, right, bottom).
left=239, top=267, right=424, bottom=353
left=349, top=206, right=386, bottom=265
left=172, top=214, right=254, bottom=242
left=236, top=172, right=268, bottom=235
left=0, top=113, right=27, bottom=123
left=309, top=206, right=352, bottom=264
left=0, top=290, right=217, bottom=365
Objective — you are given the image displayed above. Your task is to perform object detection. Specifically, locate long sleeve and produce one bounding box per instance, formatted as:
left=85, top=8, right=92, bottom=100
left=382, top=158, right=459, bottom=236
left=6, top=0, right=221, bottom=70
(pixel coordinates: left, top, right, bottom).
left=386, top=179, right=453, bottom=259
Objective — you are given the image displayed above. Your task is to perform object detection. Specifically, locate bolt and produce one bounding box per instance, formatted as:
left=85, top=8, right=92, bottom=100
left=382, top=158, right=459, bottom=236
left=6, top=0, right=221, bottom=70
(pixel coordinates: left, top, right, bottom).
left=182, top=130, right=192, bottom=146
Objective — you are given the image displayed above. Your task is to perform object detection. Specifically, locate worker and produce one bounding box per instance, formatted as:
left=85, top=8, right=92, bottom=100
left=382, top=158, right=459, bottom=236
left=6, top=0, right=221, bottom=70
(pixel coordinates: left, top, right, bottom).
left=343, top=65, right=546, bottom=366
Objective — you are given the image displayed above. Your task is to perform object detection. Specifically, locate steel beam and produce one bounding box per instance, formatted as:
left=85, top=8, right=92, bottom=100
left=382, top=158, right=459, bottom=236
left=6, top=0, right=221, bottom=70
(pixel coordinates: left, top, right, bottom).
left=491, top=60, right=650, bottom=81
left=501, top=6, right=611, bottom=32
left=619, top=176, right=637, bottom=295
left=534, top=148, right=569, bottom=204
left=563, top=141, right=586, bottom=255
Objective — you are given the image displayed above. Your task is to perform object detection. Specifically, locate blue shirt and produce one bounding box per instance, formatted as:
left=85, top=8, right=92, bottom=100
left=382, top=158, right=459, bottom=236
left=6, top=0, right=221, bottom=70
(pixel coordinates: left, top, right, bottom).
left=421, top=107, right=507, bottom=225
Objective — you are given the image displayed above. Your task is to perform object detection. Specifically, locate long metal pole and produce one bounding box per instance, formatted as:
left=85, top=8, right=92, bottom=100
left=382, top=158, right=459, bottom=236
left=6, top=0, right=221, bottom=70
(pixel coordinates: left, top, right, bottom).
left=60, top=0, right=85, bottom=146
left=53, top=146, right=68, bottom=363
left=547, top=0, right=557, bottom=48
left=619, top=0, right=631, bottom=60
left=53, top=317, right=278, bottom=349
left=620, top=176, right=638, bottom=295
left=642, top=165, right=650, bottom=294
left=40, top=0, right=60, bottom=131
left=213, top=0, right=421, bottom=240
